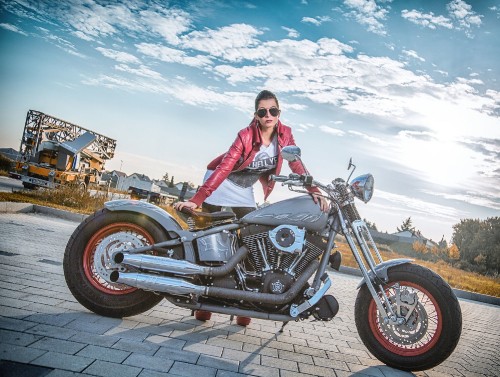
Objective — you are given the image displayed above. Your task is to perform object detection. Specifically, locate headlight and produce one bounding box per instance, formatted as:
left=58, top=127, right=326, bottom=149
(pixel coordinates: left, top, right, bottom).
left=350, top=174, right=374, bottom=203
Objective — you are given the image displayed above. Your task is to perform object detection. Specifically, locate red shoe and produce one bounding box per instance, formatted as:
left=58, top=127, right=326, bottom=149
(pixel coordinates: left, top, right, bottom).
left=236, top=316, right=251, bottom=326
left=194, top=310, right=212, bottom=321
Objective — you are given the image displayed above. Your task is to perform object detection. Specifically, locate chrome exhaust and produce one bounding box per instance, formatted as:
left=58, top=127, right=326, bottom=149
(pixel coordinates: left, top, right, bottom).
left=113, top=246, right=248, bottom=276
left=109, top=271, right=207, bottom=296
left=110, top=259, right=319, bottom=305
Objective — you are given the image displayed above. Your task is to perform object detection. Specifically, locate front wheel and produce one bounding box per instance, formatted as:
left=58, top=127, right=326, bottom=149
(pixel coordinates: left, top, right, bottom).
left=63, top=209, right=167, bottom=318
left=355, top=263, right=462, bottom=371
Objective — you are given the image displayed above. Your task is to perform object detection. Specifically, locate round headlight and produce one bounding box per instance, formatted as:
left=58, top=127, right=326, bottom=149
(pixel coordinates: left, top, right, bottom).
left=350, top=174, right=374, bottom=203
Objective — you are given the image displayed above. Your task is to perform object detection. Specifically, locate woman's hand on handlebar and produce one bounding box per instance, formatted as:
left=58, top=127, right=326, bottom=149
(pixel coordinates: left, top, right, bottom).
left=173, top=201, right=197, bottom=212
left=312, top=193, right=330, bottom=212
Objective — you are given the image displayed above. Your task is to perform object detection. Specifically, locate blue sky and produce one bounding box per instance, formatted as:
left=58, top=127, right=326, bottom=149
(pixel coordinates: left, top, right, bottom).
left=1, top=0, right=499, bottom=243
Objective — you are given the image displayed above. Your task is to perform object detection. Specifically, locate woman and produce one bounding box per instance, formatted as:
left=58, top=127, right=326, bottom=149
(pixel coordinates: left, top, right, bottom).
left=174, top=90, right=328, bottom=325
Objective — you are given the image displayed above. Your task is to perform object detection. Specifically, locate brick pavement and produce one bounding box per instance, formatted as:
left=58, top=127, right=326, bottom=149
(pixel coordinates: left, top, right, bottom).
left=0, top=212, right=499, bottom=377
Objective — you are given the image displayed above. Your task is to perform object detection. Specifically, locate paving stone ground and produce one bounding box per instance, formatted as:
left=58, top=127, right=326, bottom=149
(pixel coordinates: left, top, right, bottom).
left=0, top=212, right=498, bottom=377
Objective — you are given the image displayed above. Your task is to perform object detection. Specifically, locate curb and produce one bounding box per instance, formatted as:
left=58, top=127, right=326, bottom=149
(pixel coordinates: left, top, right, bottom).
left=1, top=201, right=499, bottom=307
left=0, top=202, right=89, bottom=223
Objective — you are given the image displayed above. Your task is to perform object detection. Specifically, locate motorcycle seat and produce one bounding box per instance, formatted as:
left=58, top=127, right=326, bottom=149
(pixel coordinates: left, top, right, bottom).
left=179, top=207, right=236, bottom=228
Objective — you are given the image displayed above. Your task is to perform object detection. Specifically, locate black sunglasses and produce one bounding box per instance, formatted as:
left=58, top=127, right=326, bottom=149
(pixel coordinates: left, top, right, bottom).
left=256, top=107, right=280, bottom=118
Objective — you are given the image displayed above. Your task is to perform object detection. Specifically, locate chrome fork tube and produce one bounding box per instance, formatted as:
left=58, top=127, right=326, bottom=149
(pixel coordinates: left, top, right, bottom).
left=338, top=209, right=395, bottom=319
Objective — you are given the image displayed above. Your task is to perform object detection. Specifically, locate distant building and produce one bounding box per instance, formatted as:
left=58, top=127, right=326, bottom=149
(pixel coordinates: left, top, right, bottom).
left=100, top=170, right=126, bottom=188
left=153, top=180, right=196, bottom=204
left=0, top=148, right=20, bottom=161
left=392, top=229, right=437, bottom=247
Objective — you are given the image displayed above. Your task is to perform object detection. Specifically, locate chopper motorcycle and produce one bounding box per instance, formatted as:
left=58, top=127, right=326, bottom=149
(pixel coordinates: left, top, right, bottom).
left=63, top=146, right=462, bottom=371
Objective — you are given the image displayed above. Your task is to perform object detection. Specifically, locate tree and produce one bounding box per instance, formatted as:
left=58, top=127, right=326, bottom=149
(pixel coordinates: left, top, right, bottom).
left=451, top=217, right=500, bottom=274
left=438, top=235, right=448, bottom=249
left=162, top=172, right=169, bottom=183
left=397, top=217, right=414, bottom=232
left=363, top=218, right=378, bottom=231
left=169, top=176, right=174, bottom=188
left=448, top=244, right=460, bottom=260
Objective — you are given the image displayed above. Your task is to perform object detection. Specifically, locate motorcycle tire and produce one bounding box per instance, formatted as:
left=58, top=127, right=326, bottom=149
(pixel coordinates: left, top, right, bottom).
left=354, top=263, right=462, bottom=371
left=64, top=209, right=167, bottom=318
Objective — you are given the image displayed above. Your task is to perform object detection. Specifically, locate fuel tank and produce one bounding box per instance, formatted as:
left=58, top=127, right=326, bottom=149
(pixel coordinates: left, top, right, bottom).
left=242, top=195, right=328, bottom=232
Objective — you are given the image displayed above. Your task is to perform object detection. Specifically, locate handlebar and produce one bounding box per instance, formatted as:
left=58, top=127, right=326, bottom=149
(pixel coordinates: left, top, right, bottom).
left=271, top=173, right=330, bottom=192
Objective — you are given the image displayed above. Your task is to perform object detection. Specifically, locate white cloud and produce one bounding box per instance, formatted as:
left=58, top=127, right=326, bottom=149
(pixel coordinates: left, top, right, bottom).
left=401, top=9, right=453, bottom=29
left=136, top=42, right=212, bottom=68
left=402, top=49, right=425, bottom=62
left=447, top=0, right=483, bottom=37
left=295, top=123, right=315, bottom=133
left=319, top=125, right=345, bottom=136
left=343, top=0, right=390, bottom=35
left=180, top=24, right=263, bottom=62
left=375, top=190, right=460, bottom=221
left=421, top=189, right=500, bottom=211
left=348, top=130, right=388, bottom=145
left=301, top=16, right=331, bottom=26
left=139, top=8, right=191, bottom=45
left=34, top=26, right=86, bottom=58
left=96, top=47, right=141, bottom=64
left=282, top=26, right=299, bottom=38
left=0, top=22, right=28, bottom=36
left=114, top=64, right=163, bottom=80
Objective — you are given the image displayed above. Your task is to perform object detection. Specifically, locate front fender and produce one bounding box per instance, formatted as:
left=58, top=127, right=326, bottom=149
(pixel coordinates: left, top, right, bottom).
left=357, top=258, right=413, bottom=289
left=104, top=200, right=183, bottom=235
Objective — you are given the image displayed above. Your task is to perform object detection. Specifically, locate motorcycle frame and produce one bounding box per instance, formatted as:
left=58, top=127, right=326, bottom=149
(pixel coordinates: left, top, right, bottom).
left=105, top=198, right=411, bottom=324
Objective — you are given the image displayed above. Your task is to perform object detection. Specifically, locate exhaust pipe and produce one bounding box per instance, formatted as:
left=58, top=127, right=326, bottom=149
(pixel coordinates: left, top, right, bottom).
left=109, top=271, right=207, bottom=296
left=169, top=300, right=295, bottom=322
left=111, top=259, right=319, bottom=305
left=113, top=246, right=248, bottom=276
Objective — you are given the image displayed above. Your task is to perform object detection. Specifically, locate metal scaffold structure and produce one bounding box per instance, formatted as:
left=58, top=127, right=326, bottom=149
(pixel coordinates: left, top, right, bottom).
left=15, top=109, right=117, bottom=189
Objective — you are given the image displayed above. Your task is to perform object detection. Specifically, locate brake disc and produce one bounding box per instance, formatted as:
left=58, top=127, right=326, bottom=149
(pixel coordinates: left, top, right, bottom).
left=93, top=231, right=147, bottom=281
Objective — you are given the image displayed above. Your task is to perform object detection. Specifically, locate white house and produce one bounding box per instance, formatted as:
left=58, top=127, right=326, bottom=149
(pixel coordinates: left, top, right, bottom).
left=116, top=173, right=160, bottom=193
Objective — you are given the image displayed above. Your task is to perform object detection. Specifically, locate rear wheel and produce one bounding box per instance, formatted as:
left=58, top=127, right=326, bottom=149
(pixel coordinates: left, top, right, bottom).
left=355, top=263, right=462, bottom=371
left=64, top=209, right=166, bottom=317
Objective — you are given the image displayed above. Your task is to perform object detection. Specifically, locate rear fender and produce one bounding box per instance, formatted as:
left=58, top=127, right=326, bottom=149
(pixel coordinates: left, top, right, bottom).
left=357, top=258, right=413, bottom=289
left=104, top=200, right=183, bottom=236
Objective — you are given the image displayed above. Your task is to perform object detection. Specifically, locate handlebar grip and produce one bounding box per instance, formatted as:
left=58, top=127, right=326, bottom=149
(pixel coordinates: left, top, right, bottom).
left=271, top=174, right=288, bottom=182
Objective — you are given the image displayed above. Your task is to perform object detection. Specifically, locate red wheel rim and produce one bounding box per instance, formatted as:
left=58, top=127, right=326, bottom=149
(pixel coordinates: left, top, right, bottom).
left=368, top=281, right=443, bottom=357
left=83, top=222, right=154, bottom=295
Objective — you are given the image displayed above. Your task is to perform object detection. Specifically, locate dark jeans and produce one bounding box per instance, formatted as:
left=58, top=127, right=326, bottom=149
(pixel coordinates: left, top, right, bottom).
left=202, top=202, right=255, bottom=220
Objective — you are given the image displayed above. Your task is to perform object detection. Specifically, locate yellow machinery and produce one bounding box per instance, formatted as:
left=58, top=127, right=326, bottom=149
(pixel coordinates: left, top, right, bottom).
left=14, top=110, right=116, bottom=189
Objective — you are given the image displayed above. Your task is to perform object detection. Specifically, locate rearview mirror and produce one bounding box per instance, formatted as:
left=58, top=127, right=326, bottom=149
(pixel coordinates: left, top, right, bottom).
left=282, top=146, right=301, bottom=162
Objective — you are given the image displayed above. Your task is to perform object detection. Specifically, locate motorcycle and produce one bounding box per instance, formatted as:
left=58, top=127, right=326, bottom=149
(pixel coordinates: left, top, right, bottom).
left=63, top=146, right=462, bottom=371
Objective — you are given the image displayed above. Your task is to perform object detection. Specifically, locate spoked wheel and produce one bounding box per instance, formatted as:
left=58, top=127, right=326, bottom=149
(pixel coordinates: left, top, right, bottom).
left=64, top=209, right=166, bottom=318
left=355, top=263, right=462, bottom=371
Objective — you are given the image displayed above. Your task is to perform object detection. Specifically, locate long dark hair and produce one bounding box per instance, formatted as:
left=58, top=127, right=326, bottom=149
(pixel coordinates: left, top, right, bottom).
left=255, top=90, right=280, bottom=111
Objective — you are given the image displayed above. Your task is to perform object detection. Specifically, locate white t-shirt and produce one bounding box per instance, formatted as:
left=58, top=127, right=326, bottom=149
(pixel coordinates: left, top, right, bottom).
left=204, top=136, right=278, bottom=207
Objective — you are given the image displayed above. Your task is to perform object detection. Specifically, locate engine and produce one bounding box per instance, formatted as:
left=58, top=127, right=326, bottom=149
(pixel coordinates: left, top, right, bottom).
left=238, top=224, right=325, bottom=294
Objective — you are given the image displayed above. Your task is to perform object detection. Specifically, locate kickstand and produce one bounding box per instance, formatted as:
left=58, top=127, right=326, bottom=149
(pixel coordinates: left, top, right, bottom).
left=279, top=321, right=289, bottom=333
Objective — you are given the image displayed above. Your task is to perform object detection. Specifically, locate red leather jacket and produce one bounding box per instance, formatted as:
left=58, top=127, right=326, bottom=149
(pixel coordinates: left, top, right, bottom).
left=190, top=119, right=319, bottom=207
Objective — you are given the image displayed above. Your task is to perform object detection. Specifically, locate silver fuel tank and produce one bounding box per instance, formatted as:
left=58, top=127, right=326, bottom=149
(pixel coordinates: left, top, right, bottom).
left=241, top=195, right=328, bottom=232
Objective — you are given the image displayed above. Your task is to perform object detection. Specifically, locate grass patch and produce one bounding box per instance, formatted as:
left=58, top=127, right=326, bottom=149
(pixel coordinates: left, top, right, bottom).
left=336, top=241, right=500, bottom=297
left=0, top=186, right=106, bottom=214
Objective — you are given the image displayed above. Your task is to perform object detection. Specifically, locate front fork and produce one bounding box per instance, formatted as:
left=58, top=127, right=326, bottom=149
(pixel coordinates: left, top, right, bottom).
left=340, top=213, right=413, bottom=326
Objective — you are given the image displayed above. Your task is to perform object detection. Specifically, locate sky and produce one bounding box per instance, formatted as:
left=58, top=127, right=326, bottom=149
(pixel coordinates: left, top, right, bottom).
left=0, top=0, right=499, bottom=243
